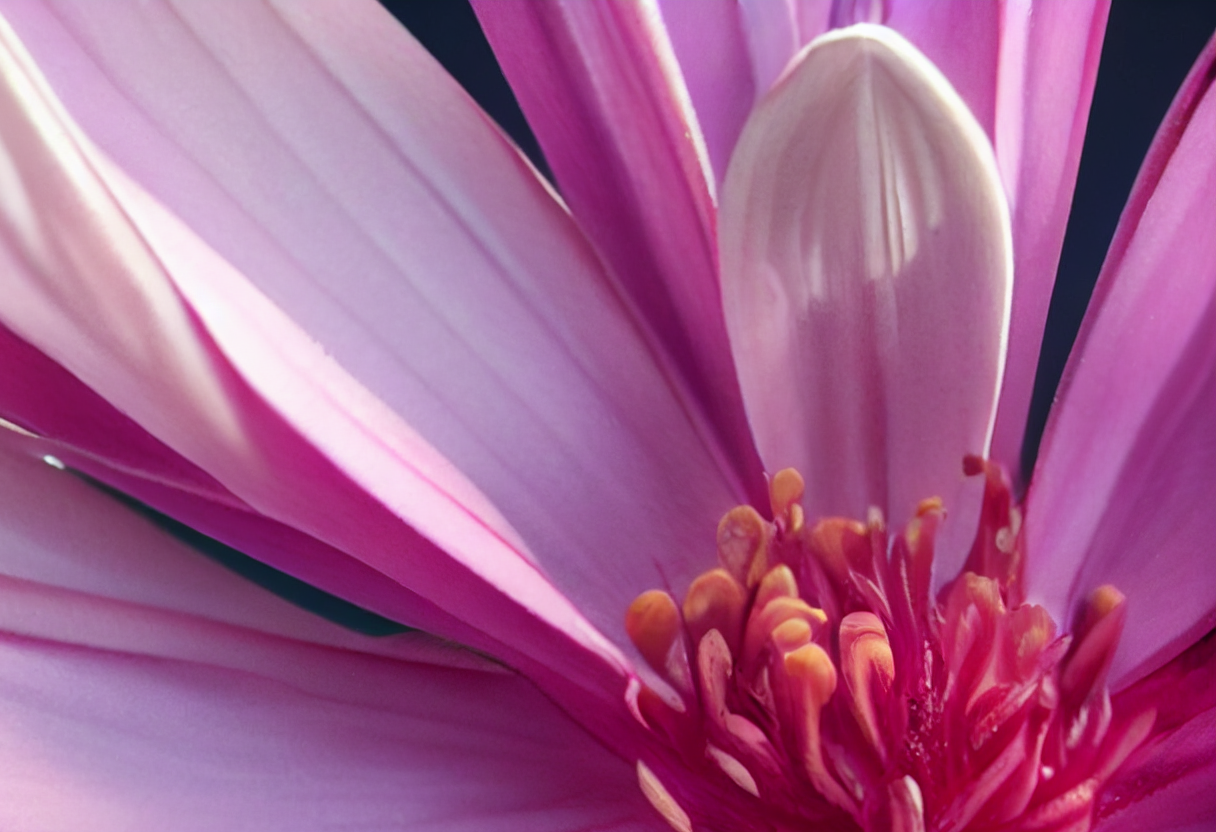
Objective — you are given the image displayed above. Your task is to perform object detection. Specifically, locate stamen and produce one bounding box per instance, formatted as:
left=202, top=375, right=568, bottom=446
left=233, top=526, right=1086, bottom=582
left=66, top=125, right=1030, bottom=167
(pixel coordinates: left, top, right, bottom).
left=839, top=611, right=895, bottom=759
left=637, top=760, right=693, bottom=832
left=717, top=505, right=769, bottom=586
left=626, top=590, right=682, bottom=676
left=626, top=460, right=1149, bottom=832
left=683, top=569, right=747, bottom=656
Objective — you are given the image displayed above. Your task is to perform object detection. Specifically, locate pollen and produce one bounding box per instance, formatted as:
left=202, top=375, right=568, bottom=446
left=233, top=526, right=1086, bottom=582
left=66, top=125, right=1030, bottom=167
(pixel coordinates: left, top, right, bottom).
left=626, top=463, right=1151, bottom=832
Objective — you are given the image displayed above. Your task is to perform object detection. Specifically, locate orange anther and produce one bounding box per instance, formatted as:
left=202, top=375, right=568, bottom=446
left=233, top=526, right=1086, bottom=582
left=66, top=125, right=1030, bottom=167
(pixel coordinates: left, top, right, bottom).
left=771, top=617, right=813, bottom=652
left=716, top=505, right=769, bottom=586
left=626, top=590, right=682, bottom=677
left=770, top=468, right=805, bottom=533
left=744, top=596, right=828, bottom=668
left=1062, top=585, right=1126, bottom=703
left=806, top=517, right=870, bottom=584
left=1007, top=603, right=1057, bottom=679
left=683, top=568, right=747, bottom=657
left=754, top=564, right=799, bottom=611
left=783, top=642, right=838, bottom=706
left=782, top=643, right=854, bottom=813
left=839, top=612, right=895, bottom=758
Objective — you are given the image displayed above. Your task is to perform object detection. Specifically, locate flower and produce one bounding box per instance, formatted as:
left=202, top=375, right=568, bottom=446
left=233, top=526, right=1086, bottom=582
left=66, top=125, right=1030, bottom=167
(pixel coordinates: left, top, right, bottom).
left=0, top=2, right=1211, bottom=831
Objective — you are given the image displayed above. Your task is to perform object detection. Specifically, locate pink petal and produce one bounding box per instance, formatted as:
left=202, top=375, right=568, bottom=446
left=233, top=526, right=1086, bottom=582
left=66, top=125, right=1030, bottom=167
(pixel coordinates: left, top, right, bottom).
left=0, top=435, right=657, bottom=830
left=0, top=0, right=745, bottom=700
left=0, top=430, right=489, bottom=669
left=719, top=25, right=1012, bottom=529
left=657, top=3, right=1107, bottom=477
left=1097, top=708, right=1216, bottom=832
left=986, top=1, right=1109, bottom=476
left=472, top=0, right=765, bottom=504
left=0, top=485, right=648, bottom=831
left=0, top=634, right=658, bottom=832
left=656, top=0, right=755, bottom=183
left=1024, top=38, right=1216, bottom=686
left=863, top=2, right=1110, bottom=476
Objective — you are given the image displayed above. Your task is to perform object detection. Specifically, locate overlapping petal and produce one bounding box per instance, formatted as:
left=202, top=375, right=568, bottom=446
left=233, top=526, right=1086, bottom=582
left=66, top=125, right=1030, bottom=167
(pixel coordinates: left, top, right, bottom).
left=719, top=25, right=1011, bottom=530
left=0, top=440, right=655, bottom=832
left=645, top=1, right=1109, bottom=477
left=1025, top=37, right=1216, bottom=685
left=0, top=0, right=755, bottom=721
left=473, top=0, right=765, bottom=505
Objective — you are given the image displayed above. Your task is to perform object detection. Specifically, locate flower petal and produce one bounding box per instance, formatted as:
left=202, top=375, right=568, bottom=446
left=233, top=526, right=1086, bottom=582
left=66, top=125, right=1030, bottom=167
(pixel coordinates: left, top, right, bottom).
left=0, top=429, right=489, bottom=669
left=0, top=435, right=656, bottom=830
left=473, top=0, right=765, bottom=502
left=657, top=3, right=1107, bottom=478
left=1025, top=37, right=1216, bottom=685
left=985, top=0, right=1109, bottom=476
left=0, top=634, right=657, bottom=832
left=0, top=0, right=745, bottom=702
left=719, top=25, right=1011, bottom=528
left=1097, top=707, right=1216, bottom=832
left=656, top=0, right=755, bottom=183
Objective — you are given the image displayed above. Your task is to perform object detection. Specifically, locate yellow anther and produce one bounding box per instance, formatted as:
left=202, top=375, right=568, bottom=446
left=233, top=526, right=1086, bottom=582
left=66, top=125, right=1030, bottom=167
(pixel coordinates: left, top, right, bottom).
left=806, top=517, right=870, bottom=584
left=916, top=496, right=944, bottom=516
left=1077, top=584, right=1125, bottom=637
left=771, top=617, right=813, bottom=652
left=716, top=505, right=770, bottom=587
left=839, top=612, right=895, bottom=758
left=744, top=596, right=828, bottom=668
left=683, top=568, right=747, bottom=657
left=770, top=468, right=806, bottom=533
left=1007, top=603, right=1057, bottom=679
left=783, top=642, right=838, bottom=706
left=626, top=590, right=683, bottom=678
left=1062, top=585, right=1127, bottom=703
left=754, top=564, right=799, bottom=611
left=782, top=643, right=855, bottom=814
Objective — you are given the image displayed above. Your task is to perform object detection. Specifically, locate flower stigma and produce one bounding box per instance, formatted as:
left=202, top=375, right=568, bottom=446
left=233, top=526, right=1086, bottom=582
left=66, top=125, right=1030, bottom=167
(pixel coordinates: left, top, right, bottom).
left=626, top=461, right=1153, bottom=832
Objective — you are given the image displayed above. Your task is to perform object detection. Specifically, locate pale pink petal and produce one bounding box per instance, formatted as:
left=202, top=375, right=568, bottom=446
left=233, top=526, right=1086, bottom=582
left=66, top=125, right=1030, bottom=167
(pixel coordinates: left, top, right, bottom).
left=719, top=25, right=1011, bottom=530
left=1025, top=39, right=1216, bottom=685
left=0, top=0, right=745, bottom=705
left=472, top=0, right=765, bottom=503
left=0, top=433, right=657, bottom=830
left=660, top=2, right=1106, bottom=479
left=0, top=632, right=658, bottom=832
left=0, top=322, right=526, bottom=660
left=656, top=0, right=755, bottom=183
left=0, top=430, right=492, bottom=669
left=0, top=516, right=651, bottom=832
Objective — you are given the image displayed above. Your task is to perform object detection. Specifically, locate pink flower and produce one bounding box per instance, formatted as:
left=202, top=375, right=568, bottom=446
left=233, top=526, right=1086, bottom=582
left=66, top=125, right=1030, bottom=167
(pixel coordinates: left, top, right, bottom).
left=0, top=2, right=1210, bottom=831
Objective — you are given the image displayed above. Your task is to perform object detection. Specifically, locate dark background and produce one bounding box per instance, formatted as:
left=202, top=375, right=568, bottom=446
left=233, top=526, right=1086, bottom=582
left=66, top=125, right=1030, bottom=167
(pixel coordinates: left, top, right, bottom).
left=381, top=0, right=1216, bottom=478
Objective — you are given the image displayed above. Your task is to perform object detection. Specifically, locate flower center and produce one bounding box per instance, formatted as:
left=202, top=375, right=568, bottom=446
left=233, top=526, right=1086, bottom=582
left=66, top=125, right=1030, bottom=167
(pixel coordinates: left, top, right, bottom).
left=626, top=459, right=1153, bottom=832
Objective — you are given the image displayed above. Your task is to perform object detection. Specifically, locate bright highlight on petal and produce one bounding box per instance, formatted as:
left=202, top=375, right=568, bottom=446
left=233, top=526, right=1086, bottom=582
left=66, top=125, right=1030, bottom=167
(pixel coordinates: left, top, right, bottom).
left=719, top=24, right=1012, bottom=528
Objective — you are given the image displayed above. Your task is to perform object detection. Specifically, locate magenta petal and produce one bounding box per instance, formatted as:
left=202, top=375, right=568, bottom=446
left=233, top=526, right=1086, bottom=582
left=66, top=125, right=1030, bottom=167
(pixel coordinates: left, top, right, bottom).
left=1097, top=708, right=1216, bottom=832
left=473, top=0, right=765, bottom=503
left=987, top=1, right=1109, bottom=474
left=0, top=0, right=746, bottom=686
left=719, top=26, right=1012, bottom=528
left=1025, top=39, right=1216, bottom=685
